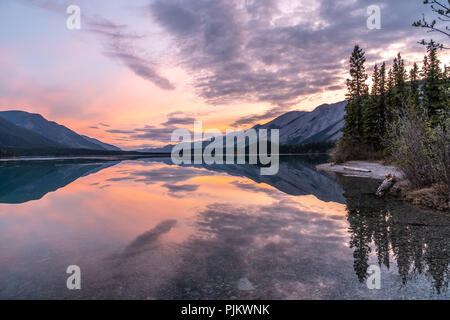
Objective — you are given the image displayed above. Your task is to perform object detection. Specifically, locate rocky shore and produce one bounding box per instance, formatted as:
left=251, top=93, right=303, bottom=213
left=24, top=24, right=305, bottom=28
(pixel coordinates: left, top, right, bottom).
left=317, top=161, right=448, bottom=212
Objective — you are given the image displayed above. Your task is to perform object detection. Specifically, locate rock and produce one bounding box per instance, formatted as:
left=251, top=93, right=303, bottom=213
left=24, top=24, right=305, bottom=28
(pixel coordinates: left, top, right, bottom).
left=376, top=174, right=397, bottom=198
left=237, top=278, right=255, bottom=291
left=390, top=179, right=410, bottom=196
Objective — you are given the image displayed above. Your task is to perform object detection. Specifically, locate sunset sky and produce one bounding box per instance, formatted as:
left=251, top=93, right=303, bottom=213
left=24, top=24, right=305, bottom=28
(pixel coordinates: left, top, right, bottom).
left=0, top=0, right=448, bottom=150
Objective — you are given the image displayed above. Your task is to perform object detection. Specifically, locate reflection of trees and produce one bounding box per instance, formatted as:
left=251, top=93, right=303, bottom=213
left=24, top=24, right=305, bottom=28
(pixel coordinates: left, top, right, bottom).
left=337, top=175, right=450, bottom=294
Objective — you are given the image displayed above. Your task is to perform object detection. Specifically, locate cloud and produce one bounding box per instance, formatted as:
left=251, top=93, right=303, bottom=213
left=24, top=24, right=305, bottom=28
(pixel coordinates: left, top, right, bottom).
left=131, top=125, right=185, bottom=143
left=87, top=16, right=176, bottom=90
left=20, top=1, right=175, bottom=90
left=231, top=105, right=289, bottom=127
left=161, top=112, right=197, bottom=126
left=105, top=111, right=197, bottom=144
left=106, top=129, right=136, bottom=134
left=149, top=0, right=436, bottom=108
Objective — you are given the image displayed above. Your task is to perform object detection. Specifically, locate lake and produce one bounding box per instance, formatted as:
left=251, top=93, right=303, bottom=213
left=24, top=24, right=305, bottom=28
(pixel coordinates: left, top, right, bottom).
left=0, top=156, right=449, bottom=299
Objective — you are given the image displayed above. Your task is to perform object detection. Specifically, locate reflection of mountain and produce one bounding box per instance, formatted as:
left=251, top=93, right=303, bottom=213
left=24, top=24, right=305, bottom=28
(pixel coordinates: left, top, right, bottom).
left=336, top=175, right=450, bottom=294
left=194, top=159, right=346, bottom=204
left=0, top=157, right=344, bottom=205
left=132, top=157, right=346, bottom=203
left=0, top=161, right=118, bottom=204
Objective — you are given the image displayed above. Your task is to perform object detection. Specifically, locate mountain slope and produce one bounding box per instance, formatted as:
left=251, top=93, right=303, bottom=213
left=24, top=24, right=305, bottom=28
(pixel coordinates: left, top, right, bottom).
left=257, top=100, right=347, bottom=145
left=0, top=117, right=63, bottom=149
left=81, top=135, right=121, bottom=151
left=0, top=111, right=109, bottom=150
left=141, top=100, right=347, bottom=153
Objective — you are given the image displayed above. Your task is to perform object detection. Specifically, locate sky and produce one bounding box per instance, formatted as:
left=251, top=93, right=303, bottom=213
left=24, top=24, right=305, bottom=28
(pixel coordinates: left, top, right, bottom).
left=0, top=0, right=449, bottom=150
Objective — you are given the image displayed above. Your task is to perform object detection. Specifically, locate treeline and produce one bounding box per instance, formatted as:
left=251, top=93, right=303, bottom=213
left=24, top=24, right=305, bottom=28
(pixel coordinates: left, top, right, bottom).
left=335, top=41, right=449, bottom=204
left=0, top=147, right=144, bottom=157
left=335, top=41, right=449, bottom=161
left=0, top=148, right=16, bottom=157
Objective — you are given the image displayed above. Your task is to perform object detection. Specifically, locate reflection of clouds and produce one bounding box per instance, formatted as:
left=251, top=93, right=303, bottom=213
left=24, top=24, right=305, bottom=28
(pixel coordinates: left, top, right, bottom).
left=122, top=220, right=177, bottom=258
left=230, top=180, right=285, bottom=199
left=156, top=201, right=353, bottom=299
left=162, top=183, right=199, bottom=198
left=106, top=164, right=212, bottom=198
left=106, top=177, right=136, bottom=182
left=194, top=160, right=346, bottom=204
left=133, top=167, right=214, bottom=184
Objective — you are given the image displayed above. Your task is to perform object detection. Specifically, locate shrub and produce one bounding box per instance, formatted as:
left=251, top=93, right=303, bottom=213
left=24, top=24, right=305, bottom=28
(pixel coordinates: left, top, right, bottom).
left=387, top=109, right=449, bottom=202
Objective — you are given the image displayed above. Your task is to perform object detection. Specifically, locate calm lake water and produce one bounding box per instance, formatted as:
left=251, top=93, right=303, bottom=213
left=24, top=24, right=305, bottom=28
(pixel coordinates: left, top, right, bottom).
left=0, top=156, right=449, bottom=300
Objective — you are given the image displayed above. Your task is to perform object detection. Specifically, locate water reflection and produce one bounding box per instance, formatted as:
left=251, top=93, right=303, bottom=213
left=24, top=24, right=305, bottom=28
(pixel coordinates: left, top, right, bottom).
left=0, top=160, right=117, bottom=203
left=337, top=175, right=450, bottom=294
left=0, top=157, right=449, bottom=299
left=155, top=200, right=350, bottom=299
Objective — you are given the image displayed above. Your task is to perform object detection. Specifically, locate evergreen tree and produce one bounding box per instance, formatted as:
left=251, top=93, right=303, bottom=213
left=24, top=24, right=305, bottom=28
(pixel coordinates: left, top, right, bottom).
left=422, top=41, right=447, bottom=125
left=343, top=45, right=369, bottom=146
left=363, top=62, right=390, bottom=152
left=409, top=62, right=421, bottom=113
left=391, top=53, right=408, bottom=112
left=363, top=64, right=381, bottom=150
left=378, top=62, right=387, bottom=135
left=385, top=67, right=395, bottom=126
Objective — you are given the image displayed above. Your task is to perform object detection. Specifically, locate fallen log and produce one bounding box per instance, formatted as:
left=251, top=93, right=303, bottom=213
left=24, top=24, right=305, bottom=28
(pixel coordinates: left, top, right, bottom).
left=343, top=166, right=372, bottom=173
left=376, top=174, right=397, bottom=198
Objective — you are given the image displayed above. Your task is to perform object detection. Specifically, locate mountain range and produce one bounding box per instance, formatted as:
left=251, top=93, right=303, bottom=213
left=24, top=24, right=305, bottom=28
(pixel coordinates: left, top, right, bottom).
left=255, top=100, right=347, bottom=145
left=0, top=100, right=347, bottom=155
left=140, top=100, right=347, bottom=153
left=0, top=110, right=120, bottom=152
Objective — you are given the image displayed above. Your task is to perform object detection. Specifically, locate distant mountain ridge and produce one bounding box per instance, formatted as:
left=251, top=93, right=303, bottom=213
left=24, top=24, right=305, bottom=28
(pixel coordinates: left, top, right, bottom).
left=0, top=110, right=120, bottom=152
left=1, top=100, right=346, bottom=154
left=256, top=100, right=347, bottom=145
left=81, top=135, right=121, bottom=151
left=140, top=100, right=347, bottom=153
left=0, top=116, right=63, bottom=149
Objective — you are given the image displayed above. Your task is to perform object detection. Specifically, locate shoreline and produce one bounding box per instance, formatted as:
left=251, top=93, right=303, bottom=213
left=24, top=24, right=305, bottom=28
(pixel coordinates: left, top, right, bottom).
left=316, top=161, right=403, bottom=180
left=0, top=154, right=172, bottom=162
left=317, top=161, right=448, bottom=212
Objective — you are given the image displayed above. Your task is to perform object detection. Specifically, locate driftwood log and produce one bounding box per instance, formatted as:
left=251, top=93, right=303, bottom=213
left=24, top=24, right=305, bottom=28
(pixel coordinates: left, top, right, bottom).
left=376, top=174, right=397, bottom=198
left=343, top=166, right=371, bottom=173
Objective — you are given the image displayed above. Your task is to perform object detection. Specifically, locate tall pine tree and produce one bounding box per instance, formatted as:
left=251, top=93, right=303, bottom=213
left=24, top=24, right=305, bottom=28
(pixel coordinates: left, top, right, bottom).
left=422, top=41, right=447, bottom=125
left=343, top=45, right=369, bottom=147
left=363, top=64, right=381, bottom=150
left=363, top=62, right=389, bottom=152
left=379, top=62, right=387, bottom=137
left=409, top=62, right=421, bottom=113
left=391, top=53, right=408, bottom=113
